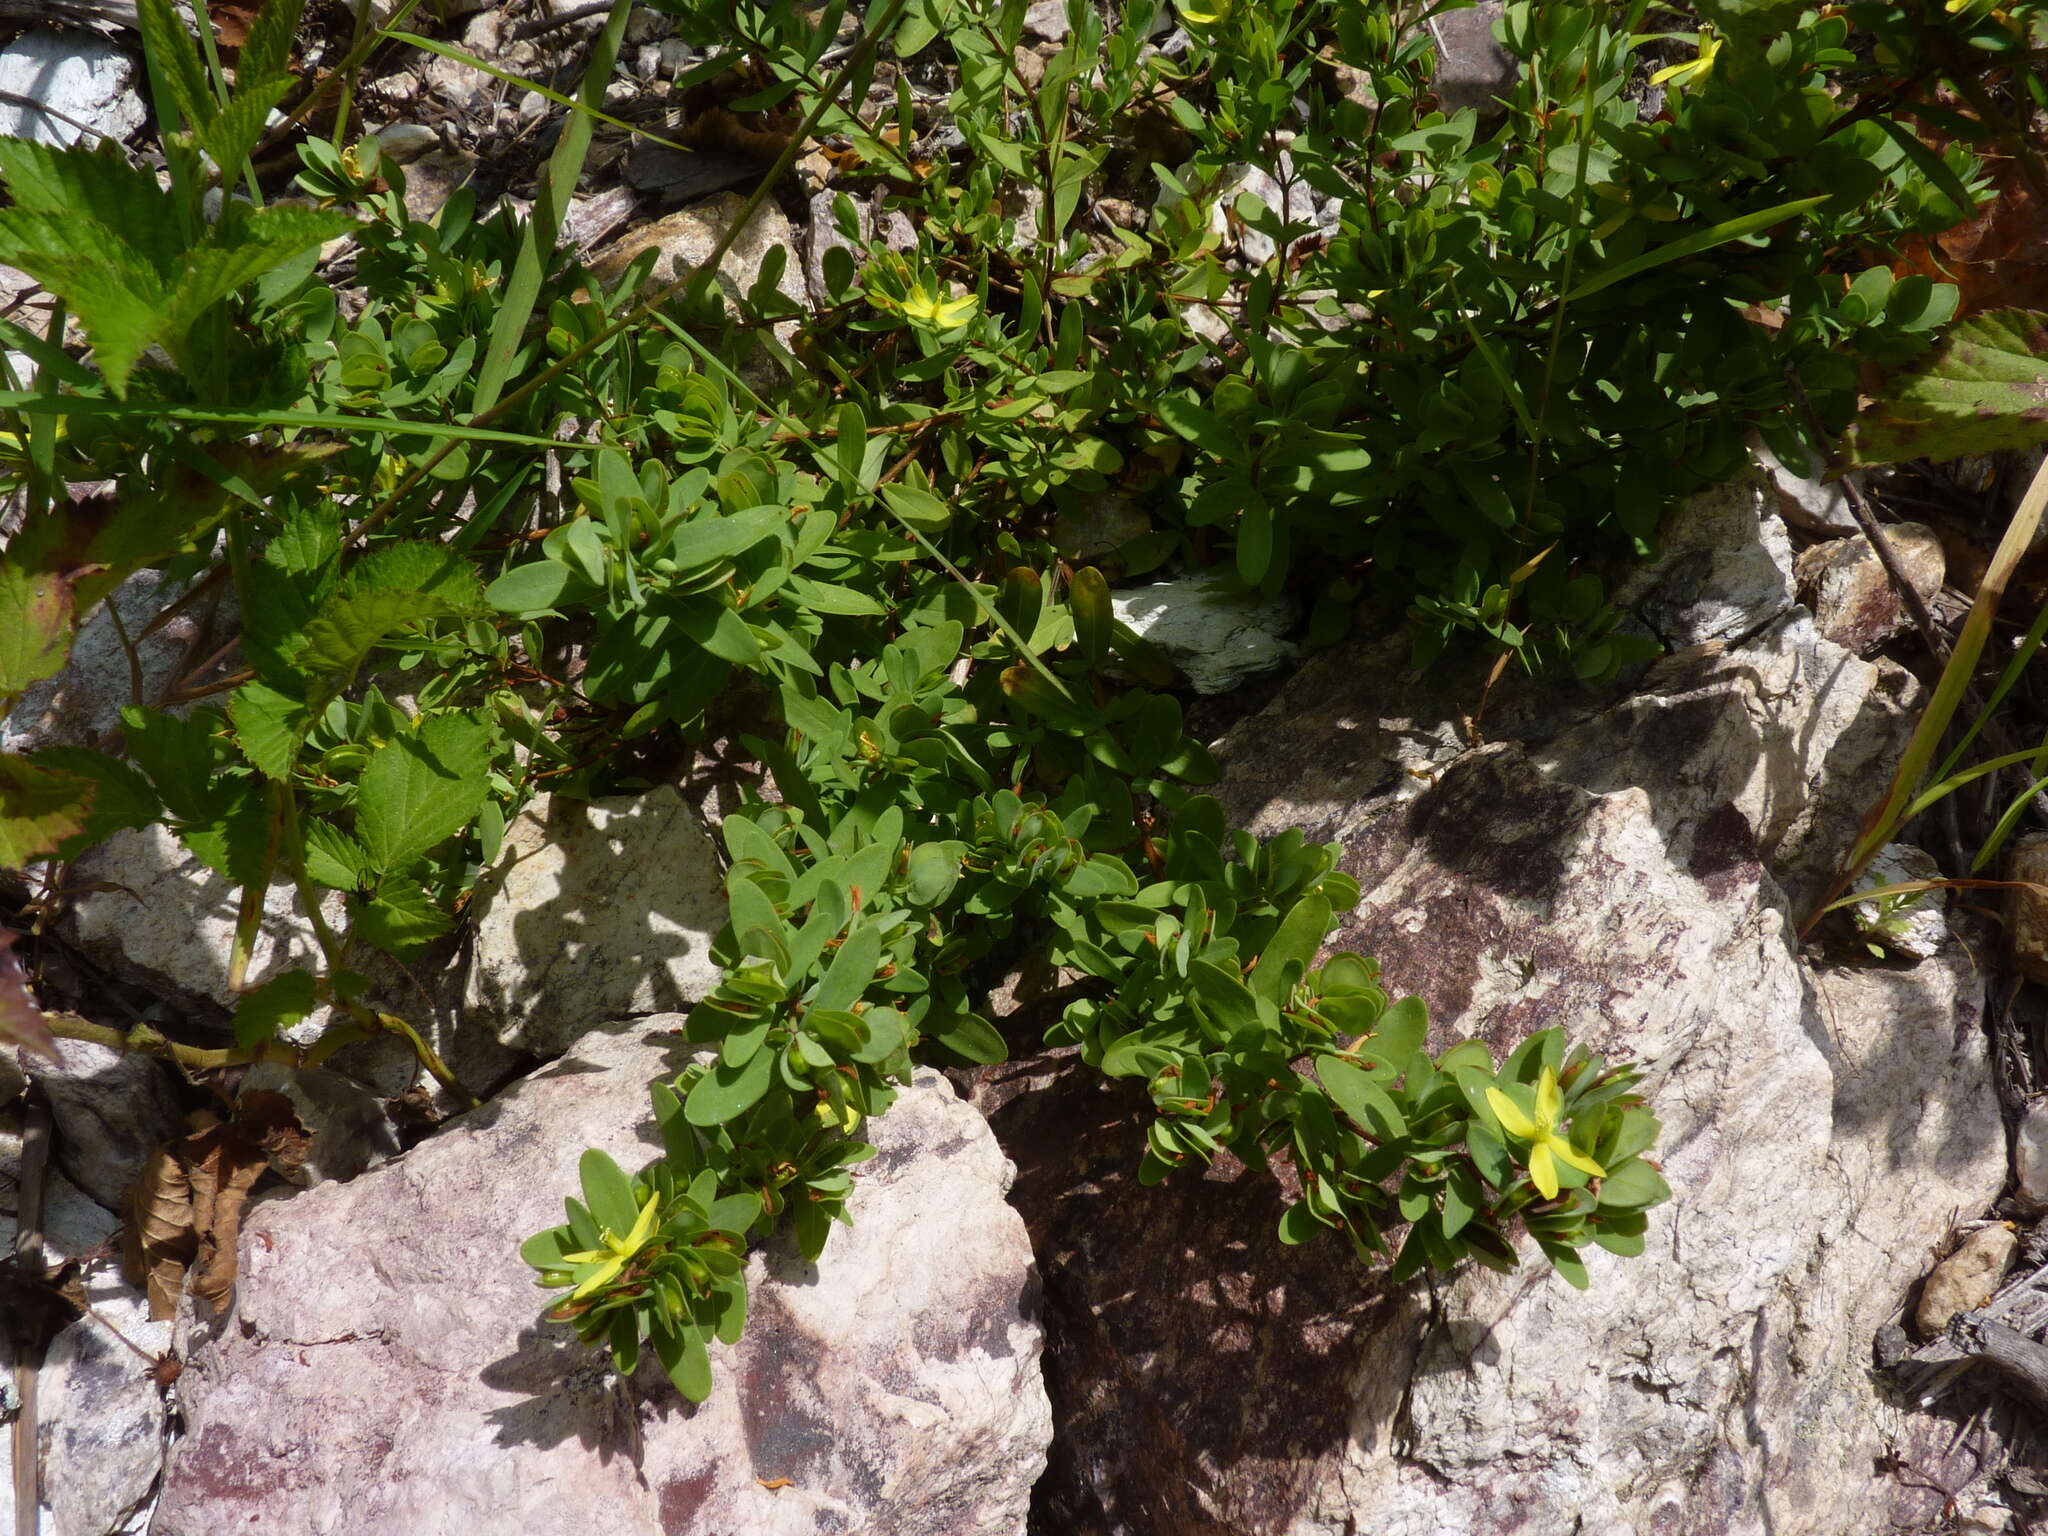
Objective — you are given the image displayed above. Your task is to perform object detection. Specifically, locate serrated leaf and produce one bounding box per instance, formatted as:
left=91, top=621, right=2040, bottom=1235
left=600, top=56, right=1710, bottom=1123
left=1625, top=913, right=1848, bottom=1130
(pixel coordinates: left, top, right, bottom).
left=29, top=747, right=160, bottom=856
left=119, top=706, right=226, bottom=822
left=0, top=754, right=92, bottom=869
left=0, top=561, right=72, bottom=701
left=355, top=875, right=454, bottom=958
left=231, top=680, right=311, bottom=780
left=356, top=713, right=494, bottom=871
left=194, top=80, right=293, bottom=190
left=233, top=969, right=317, bottom=1051
left=348, top=541, right=487, bottom=607
left=1846, top=309, right=2048, bottom=466
left=134, top=0, right=216, bottom=132
left=160, top=207, right=358, bottom=362
left=298, top=588, right=464, bottom=685
left=179, top=785, right=270, bottom=886
left=301, top=821, right=372, bottom=891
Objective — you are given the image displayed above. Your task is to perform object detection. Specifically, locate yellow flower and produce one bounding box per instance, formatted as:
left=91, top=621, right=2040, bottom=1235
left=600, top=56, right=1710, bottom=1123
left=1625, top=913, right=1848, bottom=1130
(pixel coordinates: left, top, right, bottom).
left=1485, top=1066, right=1606, bottom=1200
left=560, top=1190, right=661, bottom=1299
left=1175, top=0, right=1234, bottom=25
left=894, top=280, right=978, bottom=332
left=1649, top=31, right=1720, bottom=91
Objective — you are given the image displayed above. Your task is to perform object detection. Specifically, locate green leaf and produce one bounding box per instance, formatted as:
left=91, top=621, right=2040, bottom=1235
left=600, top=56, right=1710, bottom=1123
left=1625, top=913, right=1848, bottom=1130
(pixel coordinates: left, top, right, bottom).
left=579, top=1148, right=640, bottom=1235
left=349, top=541, right=487, bottom=606
left=231, top=680, right=311, bottom=780
left=134, top=0, right=216, bottom=132
left=355, top=876, right=454, bottom=958
left=1250, top=894, right=1331, bottom=1005
left=0, top=754, right=93, bottom=868
left=1317, top=1056, right=1407, bottom=1139
left=301, top=821, right=372, bottom=891
left=486, top=561, right=584, bottom=615
left=810, top=921, right=881, bottom=1013
left=880, top=482, right=953, bottom=533
left=665, top=506, right=786, bottom=570
left=119, top=707, right=225, bottom=822
left=1070, top=566, right=1112, bottom=666
left=298, top=589, right=464, bottom=686
left=922, top=1008, right=1007, bottom=1064
left=1594, top=1158, right=1672, bottom=1211
left=654, top=1322, right=714, bottom=1402
left=0, top=561, right=72, bottom=701
left=29, top=747, right=160, bottom=854
left=232, top=969, right=317, bottom=1051
left=356, top=714, right=494, bottom=871
left=685, top=1045, right=776, bottom=1125
left=1845, top=309, right=2048, bottom=466
left=1371, top=995, right=1429, bottom=1069
left=1156, top=393, right=1243, bottom=461
left=1564, top=196, right=1828, bottom=304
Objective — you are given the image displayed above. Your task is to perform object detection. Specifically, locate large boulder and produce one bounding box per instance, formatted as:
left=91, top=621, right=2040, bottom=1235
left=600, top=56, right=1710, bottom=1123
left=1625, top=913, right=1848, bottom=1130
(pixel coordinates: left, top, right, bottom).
left=154, top=1021, right=1050, bottom=1536
left=966, top=477, right=2006, bottom=1534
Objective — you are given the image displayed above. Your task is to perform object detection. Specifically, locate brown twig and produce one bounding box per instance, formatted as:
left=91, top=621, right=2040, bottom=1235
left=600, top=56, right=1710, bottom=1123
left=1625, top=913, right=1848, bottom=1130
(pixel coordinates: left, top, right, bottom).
left=11, top=1092, right=50, bottom=1536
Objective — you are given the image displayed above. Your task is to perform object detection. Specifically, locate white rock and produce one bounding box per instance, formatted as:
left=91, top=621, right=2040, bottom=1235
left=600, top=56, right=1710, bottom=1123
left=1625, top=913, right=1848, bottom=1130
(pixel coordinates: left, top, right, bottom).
left=28, top=1036, right=182, bottom=1211
left=154, top=1025, right=1051, bottom=1536
left=803, top=187, right=872, bottom=308
left=1754, top=438, right=1858, bottom=536
left=1112, top=570, right=1297, bottom=695
left=40, top=1273, right=172, bottom=1535
left=1424, top=0, right=1516, bottom=115
left=1023, top=0, right=1071, bottom=39
left=2, top=1118, right=170, bottom=1536
left=0, top=30, right=145, bottom=148
left=61, top=822, right=337, bottom=1018
left=1610, top=463, right=1798, bottom=647
left=463, top=787, right=728, bottom=1057
left=2014, top=1095, right=2048, bottom=1209
left=1848, top=842, right=1949, bottom=960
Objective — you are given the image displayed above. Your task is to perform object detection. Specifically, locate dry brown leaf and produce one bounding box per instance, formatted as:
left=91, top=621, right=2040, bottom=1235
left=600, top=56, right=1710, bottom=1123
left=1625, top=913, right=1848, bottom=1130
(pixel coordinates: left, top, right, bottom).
left=121, top=1091, right=310, bottom=1318
left=123, top=1145, right=197, bottom=1321
left=207, top=0, right=261, bottom=50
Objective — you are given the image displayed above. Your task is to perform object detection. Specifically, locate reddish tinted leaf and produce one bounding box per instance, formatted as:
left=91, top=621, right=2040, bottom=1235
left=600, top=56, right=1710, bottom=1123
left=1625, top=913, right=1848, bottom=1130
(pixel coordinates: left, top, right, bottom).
left=0, top=927, right=58, bottom=1062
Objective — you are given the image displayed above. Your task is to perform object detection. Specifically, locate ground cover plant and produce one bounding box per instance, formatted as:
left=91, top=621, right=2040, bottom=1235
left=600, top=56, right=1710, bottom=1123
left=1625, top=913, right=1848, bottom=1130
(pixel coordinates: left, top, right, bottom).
left=0, top=0, right=2044, bottom=1405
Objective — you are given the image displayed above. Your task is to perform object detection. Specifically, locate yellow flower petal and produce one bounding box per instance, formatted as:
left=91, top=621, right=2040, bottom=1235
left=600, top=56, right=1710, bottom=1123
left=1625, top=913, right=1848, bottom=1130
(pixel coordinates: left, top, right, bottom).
left=568, top=1253, right=626, bottom=1300
left=1548, top=1136, right=1608, bottom=1181
left=1486, top=1085, right=1540, bottom=1142
left=1535, top=1066, right=1562, bottom=1126
left=1528, top=1143, right=1561, bottom=1200
left=622, top=1191, right=660, bottom=1251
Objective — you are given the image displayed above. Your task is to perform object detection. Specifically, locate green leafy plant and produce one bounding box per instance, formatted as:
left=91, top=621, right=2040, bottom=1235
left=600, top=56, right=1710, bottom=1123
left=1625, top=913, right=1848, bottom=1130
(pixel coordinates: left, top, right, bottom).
left=12, top=0, right=2043, bottom=1409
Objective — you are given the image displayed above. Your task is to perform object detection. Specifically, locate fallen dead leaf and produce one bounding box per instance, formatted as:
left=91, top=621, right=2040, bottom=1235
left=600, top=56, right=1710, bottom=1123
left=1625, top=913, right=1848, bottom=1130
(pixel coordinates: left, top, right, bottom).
left=121, top=1090, right=311, bottom=1318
